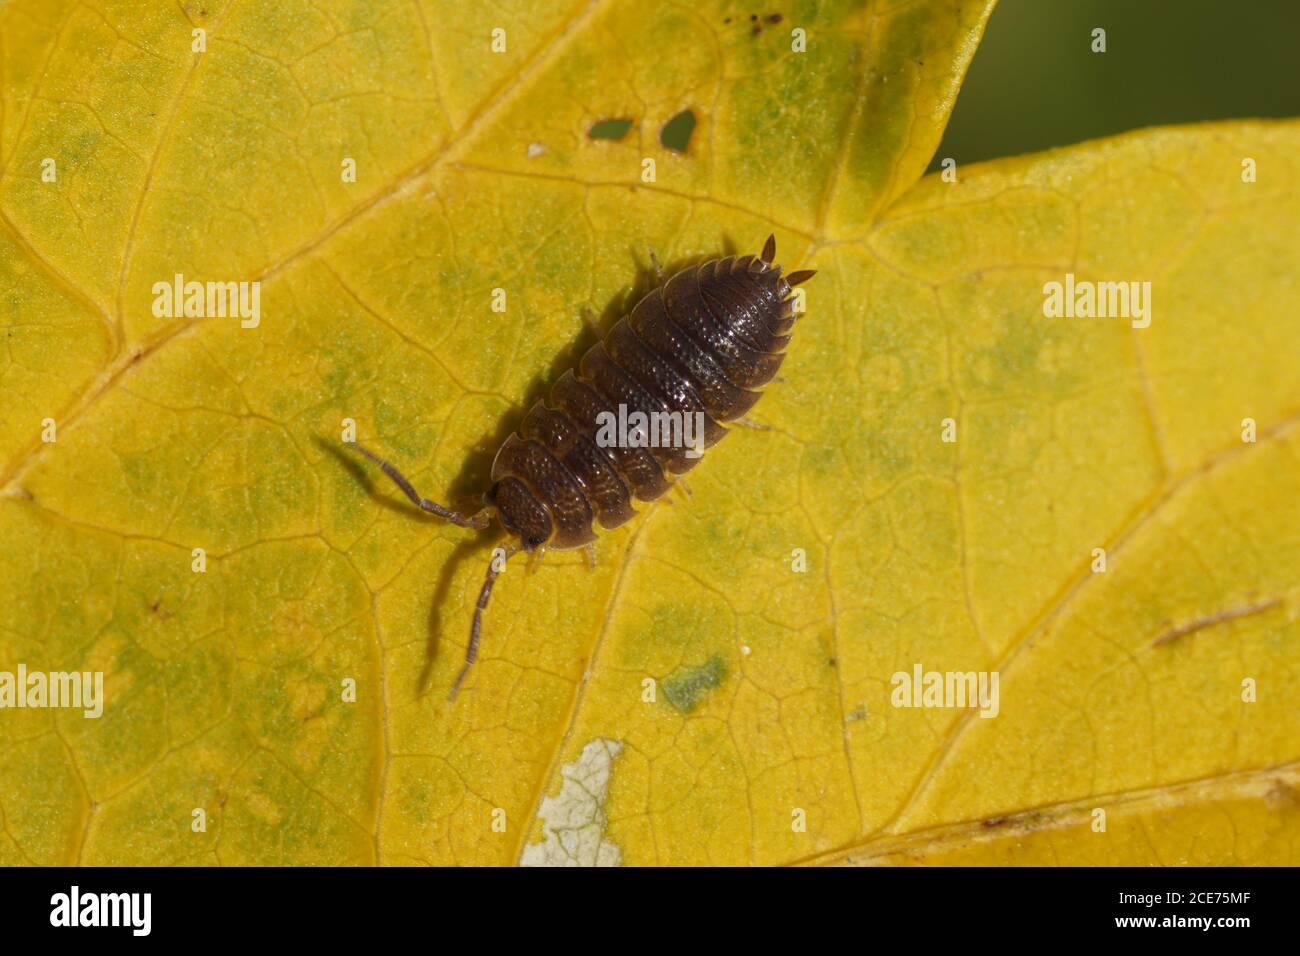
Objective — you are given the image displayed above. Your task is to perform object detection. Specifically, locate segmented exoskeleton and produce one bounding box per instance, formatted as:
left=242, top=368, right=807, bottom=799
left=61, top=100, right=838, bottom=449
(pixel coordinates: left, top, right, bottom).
left=355, top=235, right=814, bottom=698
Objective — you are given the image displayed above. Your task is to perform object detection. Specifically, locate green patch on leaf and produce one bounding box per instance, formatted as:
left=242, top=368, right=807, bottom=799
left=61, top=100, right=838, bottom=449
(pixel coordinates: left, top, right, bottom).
left=662, top=655, right=728, bottom=712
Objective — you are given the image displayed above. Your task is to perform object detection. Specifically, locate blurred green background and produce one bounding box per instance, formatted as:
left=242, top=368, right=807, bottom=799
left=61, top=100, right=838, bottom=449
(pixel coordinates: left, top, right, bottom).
left=930, top=0, right=1300, bottom=170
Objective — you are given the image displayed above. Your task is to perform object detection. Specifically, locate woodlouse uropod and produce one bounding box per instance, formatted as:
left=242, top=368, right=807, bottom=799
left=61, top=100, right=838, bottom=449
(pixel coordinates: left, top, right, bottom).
left=353, top=235, right=815, bottom=699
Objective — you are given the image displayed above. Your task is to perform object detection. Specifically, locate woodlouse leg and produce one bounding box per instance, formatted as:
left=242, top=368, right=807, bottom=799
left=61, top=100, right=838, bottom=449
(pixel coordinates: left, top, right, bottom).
left=583, top=542, right=597, bottom=570
left=581, top=306, right=601, bottom=336
left=648, top=248, right=665, bottom=283
left=732, top=417, right=771, bottom=431
left=449, top=544, right=519, bottom=700
left=674, top=477, right=693, bottom=499
left=526, top=545, right=547, bottom=575
left=353, top=443, right=491, bottom=529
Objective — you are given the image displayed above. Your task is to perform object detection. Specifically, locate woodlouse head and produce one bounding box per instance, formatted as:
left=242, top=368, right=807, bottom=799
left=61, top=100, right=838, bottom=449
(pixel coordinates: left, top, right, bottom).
left=484, top=478, right=553, bottom=551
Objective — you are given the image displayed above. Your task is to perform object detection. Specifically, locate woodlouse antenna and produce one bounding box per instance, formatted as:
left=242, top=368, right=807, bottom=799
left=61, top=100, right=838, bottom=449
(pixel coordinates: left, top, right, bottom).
left=761, top=233, right=777, bottom=264
left=450, top=544, right=521, bottom=700
left=353, top=442, right=491, bottom=529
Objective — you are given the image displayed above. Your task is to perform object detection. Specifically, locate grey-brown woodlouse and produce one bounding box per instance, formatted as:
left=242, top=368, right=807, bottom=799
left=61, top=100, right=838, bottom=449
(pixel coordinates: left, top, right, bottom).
left=354, top=235, right=815, bottom=698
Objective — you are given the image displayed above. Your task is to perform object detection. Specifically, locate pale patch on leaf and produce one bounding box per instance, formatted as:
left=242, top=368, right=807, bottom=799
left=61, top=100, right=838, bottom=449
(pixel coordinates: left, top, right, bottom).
left=520, top=738, right=623, bottom=868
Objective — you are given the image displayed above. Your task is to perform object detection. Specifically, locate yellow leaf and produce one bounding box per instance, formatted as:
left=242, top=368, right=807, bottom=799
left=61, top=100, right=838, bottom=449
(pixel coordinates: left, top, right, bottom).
left=0, top=0, right=1296, bottom=869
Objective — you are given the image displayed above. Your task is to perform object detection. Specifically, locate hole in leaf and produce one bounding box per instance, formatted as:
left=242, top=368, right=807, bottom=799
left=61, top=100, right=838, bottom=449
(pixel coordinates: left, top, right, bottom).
left=588, top=118, right=633, bottom=141
left=659, top=109, right=696, bottom=152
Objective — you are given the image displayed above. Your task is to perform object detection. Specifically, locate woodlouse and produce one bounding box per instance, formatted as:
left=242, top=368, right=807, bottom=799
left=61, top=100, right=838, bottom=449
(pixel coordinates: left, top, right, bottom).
left=355, top=235, right=815, bottom=698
